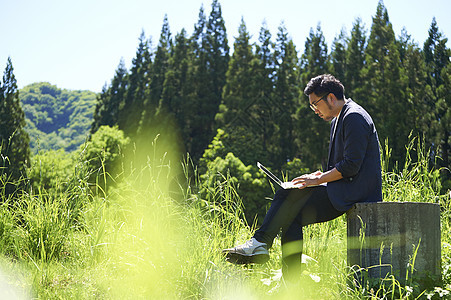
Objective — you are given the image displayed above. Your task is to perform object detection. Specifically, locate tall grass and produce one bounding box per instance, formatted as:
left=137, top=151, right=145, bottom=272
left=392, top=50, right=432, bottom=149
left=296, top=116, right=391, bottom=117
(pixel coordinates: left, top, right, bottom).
left=0, top=135, right=448, bottom=298
left=381, top=135, right=443, bottom=203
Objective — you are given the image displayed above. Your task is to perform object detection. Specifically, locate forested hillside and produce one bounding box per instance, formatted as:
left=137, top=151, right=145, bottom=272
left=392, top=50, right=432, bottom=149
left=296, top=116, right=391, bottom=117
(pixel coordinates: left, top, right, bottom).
left=20, top=82, right=96, bottom=152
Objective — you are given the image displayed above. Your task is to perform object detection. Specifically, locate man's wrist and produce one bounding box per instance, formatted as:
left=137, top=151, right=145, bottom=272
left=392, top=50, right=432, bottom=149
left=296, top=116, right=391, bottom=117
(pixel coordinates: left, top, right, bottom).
left=318, top=168, right=343, bottom=184
left=317, top=172, right=326, bottom=185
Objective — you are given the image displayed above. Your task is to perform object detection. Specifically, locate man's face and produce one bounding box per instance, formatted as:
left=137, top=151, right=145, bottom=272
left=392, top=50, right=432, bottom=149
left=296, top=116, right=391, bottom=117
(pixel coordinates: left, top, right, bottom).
left=309, top=93, right=335, bottom=122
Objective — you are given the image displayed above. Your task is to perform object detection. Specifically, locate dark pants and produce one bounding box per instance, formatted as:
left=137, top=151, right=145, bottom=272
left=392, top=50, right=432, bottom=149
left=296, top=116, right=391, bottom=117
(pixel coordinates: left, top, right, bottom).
left=253, top=186, right=344, bottom=281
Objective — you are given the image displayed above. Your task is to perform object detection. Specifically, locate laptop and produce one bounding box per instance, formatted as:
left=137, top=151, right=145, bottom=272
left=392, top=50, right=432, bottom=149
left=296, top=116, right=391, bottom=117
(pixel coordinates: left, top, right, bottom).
left=257, top=162, right=300, bottom=189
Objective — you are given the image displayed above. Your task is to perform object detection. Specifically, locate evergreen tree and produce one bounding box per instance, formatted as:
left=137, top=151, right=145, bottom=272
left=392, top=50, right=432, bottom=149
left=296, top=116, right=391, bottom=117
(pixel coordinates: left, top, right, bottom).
left=140, top=15, right=172, bottom=134
left=0, top=57, right=30, bottom=196
left=92, top=59, right=128, bottom=134
left=161, top=29, right=190, bottom=118
left=108, top=59, right=128, bottom=129
left=254, top=21, right=275, bottom=95
left=424, top=18, right=449, bottom=92
left=273, top=23, right=300, bottom=168
left=182, top=5, right=209, bottom=161
left=297, top=24, right=330, bottom=170
left=214, top=18, right=266, bottom=165
left=251, top=22, right=277, bottom=163
left=423, top=18, right=451, bottom=184
left=90, top=84, right=110, bottom=134
left=123, top=31, right=152, bottom=135
left=218, top=18, right=255, bottom=125
left=160, top=29, right=191, bottom=155
left=205, top=0, right=230, bottom=102
left=344, top=18, right=367, bottom=99
left=300, top=24, right=330, bottom=83
left=186, top=0, right=230, bottom=162
left=437, top=62, right=451, bottom=189
left=331, top=28, right=347, bottom=82
left=397, top=29, right=430, bottom=139
left=362, top=1, right=406, bottom=166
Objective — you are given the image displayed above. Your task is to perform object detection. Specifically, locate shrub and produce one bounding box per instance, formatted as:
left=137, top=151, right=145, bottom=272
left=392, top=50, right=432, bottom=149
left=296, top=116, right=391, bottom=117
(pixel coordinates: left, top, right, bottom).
left=28, top=149, right=74, bottom=193
left=199, top=152, right=272, bottom=225
left=78, top=125, right=130, bottom=192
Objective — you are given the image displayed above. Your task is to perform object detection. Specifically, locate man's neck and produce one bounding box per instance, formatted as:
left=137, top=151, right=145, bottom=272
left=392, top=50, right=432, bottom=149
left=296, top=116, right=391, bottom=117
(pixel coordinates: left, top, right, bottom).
left=333, top=100, right=345, bottom=118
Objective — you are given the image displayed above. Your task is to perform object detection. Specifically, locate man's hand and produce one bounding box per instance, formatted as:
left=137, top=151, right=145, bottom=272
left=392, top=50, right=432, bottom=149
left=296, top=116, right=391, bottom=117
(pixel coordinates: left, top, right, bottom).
left=291, top=168, right=344, bottom=189
left=291, top=171, right=323, bottom=189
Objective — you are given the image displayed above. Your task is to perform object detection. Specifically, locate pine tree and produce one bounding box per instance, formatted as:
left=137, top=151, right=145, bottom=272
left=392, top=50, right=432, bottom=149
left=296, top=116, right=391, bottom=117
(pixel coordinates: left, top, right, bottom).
left=254, top=21, right=275, bottom=97
left=160, top=28, right=191, bottom=154
left=191, top=4, right=207, bottom=57
left=183, top=5, right=209, bottom=161
left=140, top=15, right=172, bottom=134
left=92, top=59, right=128, bottom=134
left=273, top=23, right=300, bottom=167
left=205, top=0, right=230, bottom=102
left=331, top=28, right=347, bottom=82
left=161, top=29, right=190, bottom=118
left=424, top=18, right=449, bottom=92
left=90, top=84, right=111, bottom=134
left=423, top=18, right=451, bottom=184
left=362, top=1, right=407, bottom=166
left=362, top=1, right=397, bottom=110
left=437, top=62, right=451, bottom=189
left=297, top=24, right=330, bottom=170
left=214, top=18, right=266, bottom=165
left=218, top=18, right=254, bottom=125
left=0, top=57, right=30, bottom=196
left=123, top=31, right=152, bottom=135
left=300, top=24, right=329, bottom=83
left=397, top=29, right=430, bottom=138
left=344, top=18, right=367, bottom=99
left=251, top=22, right=277, bottom=164
left=186, top=0, right=230, bottom=162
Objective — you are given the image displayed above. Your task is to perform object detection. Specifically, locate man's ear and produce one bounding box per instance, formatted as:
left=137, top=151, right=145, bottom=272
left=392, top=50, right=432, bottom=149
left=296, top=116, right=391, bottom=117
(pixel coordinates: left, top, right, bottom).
left=328, top=93, right=336, bottom=105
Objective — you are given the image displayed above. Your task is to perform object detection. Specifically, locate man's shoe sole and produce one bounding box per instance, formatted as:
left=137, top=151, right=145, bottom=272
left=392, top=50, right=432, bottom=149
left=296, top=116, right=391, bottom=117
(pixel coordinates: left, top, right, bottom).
left=224, top=252, right=269, bottom=264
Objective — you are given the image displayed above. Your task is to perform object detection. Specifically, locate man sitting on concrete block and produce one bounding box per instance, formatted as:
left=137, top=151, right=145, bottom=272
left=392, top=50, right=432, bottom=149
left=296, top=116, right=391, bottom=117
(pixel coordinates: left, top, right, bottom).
left=223, top=74, right=383, bottom=283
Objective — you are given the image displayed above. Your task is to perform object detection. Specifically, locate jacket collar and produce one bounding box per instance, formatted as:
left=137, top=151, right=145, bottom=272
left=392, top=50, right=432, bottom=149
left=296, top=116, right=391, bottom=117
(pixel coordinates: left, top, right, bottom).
left=327, top=98, right=352, bottom=164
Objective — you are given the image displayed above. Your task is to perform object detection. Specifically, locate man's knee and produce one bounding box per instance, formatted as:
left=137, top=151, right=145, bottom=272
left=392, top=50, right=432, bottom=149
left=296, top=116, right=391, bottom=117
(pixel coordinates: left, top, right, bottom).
left=273, top=189, right=290, bottom=202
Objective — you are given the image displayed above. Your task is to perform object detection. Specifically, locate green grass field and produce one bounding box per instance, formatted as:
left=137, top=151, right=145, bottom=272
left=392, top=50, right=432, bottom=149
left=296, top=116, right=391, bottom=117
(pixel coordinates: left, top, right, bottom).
left=0, top=136, right=450, bottom=299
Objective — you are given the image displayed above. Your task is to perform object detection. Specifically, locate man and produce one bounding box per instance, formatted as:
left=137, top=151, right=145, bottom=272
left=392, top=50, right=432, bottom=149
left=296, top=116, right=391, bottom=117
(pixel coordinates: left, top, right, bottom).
left=222, top=74, right=382, bottom=282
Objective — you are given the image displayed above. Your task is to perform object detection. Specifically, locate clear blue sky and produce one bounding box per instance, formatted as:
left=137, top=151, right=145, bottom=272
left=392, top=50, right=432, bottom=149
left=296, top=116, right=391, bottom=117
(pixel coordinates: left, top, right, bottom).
left=1, top=0, right=449, bottom=93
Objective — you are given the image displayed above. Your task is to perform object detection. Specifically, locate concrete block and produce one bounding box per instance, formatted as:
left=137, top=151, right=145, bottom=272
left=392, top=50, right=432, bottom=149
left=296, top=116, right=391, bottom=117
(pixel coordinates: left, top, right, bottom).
left=347, top=202, right=441, bottom=284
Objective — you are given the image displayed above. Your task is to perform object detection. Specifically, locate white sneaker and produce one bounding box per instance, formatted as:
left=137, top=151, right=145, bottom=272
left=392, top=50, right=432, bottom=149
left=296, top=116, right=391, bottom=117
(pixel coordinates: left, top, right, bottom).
left=222, top=238, right=269, bottom=264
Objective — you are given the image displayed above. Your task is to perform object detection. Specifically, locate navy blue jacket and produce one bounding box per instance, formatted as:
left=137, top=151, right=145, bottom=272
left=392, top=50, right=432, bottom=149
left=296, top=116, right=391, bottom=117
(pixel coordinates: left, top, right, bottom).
left=326, top=99, right=382, bottom=211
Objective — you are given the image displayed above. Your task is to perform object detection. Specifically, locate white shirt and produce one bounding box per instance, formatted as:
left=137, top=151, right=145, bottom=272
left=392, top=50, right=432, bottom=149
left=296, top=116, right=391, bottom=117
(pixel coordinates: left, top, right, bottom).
left=332, top=108, right=342, bottom=141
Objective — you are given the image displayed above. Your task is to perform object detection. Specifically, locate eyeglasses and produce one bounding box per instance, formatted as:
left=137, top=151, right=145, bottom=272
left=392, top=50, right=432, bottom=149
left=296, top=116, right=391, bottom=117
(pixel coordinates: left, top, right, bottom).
left=309, top=93, right=329, bottom=111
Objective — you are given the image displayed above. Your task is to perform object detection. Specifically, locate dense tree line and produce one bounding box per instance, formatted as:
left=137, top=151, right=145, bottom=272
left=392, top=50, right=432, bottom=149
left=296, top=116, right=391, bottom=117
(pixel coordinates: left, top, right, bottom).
left=91, top=1, right=230, bottom=162
left=91, top=0, right=450, bottom=190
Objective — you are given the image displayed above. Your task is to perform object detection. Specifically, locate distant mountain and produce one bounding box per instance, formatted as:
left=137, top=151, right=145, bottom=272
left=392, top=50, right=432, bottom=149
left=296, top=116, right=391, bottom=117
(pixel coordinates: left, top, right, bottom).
left=20, top=82, right=97, bottom=153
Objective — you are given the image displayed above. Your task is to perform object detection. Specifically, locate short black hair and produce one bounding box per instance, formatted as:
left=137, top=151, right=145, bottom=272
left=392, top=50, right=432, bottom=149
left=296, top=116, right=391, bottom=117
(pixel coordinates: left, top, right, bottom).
left=304, top=74, right=345, bottom=100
